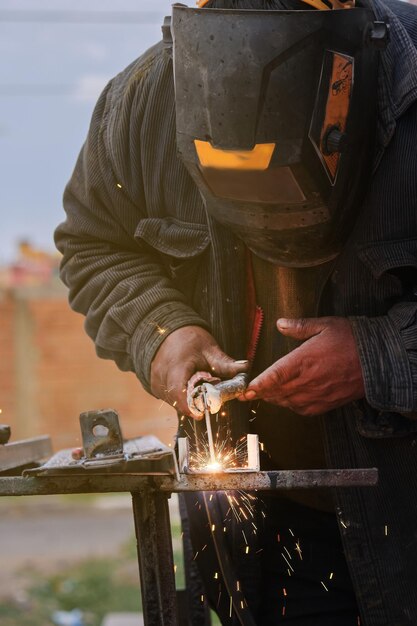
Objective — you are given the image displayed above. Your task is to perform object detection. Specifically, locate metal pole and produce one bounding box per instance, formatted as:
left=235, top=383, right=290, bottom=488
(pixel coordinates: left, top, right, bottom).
left=0, top=469, right=379, bottom=497
left=132, top=490, right=179, bottom=626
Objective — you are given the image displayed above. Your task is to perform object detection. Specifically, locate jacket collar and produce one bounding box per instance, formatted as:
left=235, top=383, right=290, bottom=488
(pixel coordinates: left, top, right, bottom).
left=373, top=0, right=417, bottom=149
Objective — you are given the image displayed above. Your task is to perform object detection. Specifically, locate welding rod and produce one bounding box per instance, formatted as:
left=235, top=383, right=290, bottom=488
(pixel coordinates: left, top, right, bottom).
left=203, top=390, right=217, bottom=465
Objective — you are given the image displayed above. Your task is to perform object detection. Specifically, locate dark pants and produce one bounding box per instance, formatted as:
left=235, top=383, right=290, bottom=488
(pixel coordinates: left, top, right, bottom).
left=256, top=496, right=360, bottom=625
left=184, top=492, right=360, bottom=625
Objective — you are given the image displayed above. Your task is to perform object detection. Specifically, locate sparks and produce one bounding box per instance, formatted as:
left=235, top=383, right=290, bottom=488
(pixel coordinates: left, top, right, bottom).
left=281, top=553, right=294, bottom=573
left=295, top=541, right=303, bottom=560
left=384, top=525, right=389, bottom=536
left=329, top=572, right=334, bottom=580
left=116, top=183, right=122, bottom=189
left=205, top=462, right=222, bottom=472
left=321, top=581, right=329, bottom=592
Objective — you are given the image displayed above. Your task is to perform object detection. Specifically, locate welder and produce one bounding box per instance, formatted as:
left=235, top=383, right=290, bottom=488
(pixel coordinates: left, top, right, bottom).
left=56, top=0, right=417, bottom=623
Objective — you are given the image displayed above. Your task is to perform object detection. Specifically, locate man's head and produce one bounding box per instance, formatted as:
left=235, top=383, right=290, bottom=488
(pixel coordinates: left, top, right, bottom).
left=173, top=0, right=383, bottom=266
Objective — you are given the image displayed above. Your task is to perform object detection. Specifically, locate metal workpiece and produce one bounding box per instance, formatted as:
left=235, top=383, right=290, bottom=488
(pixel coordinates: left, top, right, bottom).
left=177, top=434, right=261, bottom=474
left=133, top=491, right=178, bottom=626
left=188, top=373, right=249, bottom=418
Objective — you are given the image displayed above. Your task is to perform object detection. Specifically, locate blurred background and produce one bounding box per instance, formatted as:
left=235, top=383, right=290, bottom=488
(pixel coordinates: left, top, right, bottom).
left=0, top=0, right=178, bottom=450
left=0, top=2, right=186, bottom=625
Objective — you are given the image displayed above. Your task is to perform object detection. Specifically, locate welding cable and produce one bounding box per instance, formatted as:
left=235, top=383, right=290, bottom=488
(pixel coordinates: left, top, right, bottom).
left=202, top=492, right=257, bottom=626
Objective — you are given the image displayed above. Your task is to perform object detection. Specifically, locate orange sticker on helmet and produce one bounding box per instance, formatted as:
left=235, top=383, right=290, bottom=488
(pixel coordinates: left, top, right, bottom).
left=320, top=53, right=353, bottom=180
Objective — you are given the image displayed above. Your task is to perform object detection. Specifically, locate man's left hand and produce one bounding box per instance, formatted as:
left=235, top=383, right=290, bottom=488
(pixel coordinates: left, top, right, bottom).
left=241, top=317, right=365, bottom=416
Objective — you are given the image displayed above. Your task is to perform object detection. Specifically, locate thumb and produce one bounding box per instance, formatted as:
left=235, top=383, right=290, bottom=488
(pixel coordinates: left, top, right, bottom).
left=277, top=317, right=328, bottom=341
left=204, top=345, right=250, bottom=379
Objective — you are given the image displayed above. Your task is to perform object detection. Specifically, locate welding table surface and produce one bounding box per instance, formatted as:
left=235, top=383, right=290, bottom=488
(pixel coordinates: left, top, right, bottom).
left=0, top=469, right=378, bottom=497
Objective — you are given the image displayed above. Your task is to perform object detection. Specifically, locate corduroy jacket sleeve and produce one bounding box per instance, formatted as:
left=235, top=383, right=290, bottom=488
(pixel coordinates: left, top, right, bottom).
left=55, top=50, right=210, bottom=394
left=350, top=303, right=417, bottom=417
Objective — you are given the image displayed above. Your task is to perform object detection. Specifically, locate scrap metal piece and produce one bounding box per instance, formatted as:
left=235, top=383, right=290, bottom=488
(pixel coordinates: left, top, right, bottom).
left=0, top=425, right=11, bottom=445
left=80, top=409, right=123, bottom=459
left=0, top=436, right=52, bottom=473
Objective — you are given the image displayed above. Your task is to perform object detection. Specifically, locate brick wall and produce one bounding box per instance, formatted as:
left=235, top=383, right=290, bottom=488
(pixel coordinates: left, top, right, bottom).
left=0, top=293, right=16, bottom=428
left=0, top=286, right=176, bottom=451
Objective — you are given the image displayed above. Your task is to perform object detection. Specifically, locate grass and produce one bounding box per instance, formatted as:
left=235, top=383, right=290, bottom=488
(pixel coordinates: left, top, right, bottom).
left=0, top=515, right=221, bottom=626
left=0, top=553, right=141, bottom=626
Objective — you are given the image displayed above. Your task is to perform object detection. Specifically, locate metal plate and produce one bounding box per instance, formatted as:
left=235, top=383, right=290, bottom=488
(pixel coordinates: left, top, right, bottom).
left=25, top=436, right=179, bottom=478
left=0, top=436, right=52, bottom=473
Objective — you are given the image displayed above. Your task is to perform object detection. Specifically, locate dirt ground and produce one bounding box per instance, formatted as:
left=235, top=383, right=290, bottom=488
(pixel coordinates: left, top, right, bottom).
left=0, top=495, right=137, bottom=601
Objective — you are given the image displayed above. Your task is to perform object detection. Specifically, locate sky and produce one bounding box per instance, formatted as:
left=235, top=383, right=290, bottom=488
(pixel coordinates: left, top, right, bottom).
left=0, top=0, right=192, bottom=264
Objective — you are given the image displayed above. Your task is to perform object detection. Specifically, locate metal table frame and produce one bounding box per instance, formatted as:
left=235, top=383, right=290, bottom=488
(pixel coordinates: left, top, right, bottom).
left=0, top=468, right=378, bottom=626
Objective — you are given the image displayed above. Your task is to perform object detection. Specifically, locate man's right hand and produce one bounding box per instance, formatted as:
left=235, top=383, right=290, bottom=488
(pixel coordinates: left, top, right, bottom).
left=150, top=326, right=249, bottom=418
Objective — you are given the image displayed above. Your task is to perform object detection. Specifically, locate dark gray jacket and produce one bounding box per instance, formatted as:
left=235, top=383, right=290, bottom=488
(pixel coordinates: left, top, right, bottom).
left=56, top=1, right=417, bottom=623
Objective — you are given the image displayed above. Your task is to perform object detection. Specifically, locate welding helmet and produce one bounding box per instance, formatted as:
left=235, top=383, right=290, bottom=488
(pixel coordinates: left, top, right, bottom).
left=171, top=1, right=388, bottom=267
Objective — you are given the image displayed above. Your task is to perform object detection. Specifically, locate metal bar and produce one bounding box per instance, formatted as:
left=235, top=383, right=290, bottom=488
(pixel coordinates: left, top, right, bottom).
left=0, top=468, right=378, bottom=497
left=132, top=491, right=178, bottom=626
left=0, top=436, right=52, bottom=472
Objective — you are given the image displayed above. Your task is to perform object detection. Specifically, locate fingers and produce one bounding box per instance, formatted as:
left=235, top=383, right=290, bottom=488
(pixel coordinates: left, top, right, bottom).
left=204, top=344, right=250, bottom=379
left=277, top=317, right=331, bottom=340
left=242, top=351, right=300, bottom=401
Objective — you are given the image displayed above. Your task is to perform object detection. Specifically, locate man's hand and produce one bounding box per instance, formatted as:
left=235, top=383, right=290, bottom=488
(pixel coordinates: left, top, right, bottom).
left=241, top=317, right=365, bottom=416
left=150, top=326, right=249, bottom=417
